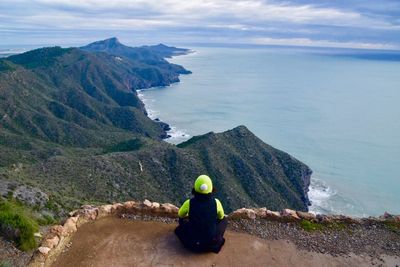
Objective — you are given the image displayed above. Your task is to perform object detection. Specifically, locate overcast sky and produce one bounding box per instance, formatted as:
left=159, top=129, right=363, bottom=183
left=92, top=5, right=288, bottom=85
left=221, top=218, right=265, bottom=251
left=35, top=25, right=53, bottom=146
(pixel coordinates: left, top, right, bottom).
left=1, top=0, right=400, bottom=49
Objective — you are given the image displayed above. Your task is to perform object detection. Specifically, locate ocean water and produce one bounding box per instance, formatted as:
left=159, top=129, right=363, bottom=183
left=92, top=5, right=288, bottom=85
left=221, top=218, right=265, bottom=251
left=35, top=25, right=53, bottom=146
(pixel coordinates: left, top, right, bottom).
left=138, top=46, right=400, bottom=217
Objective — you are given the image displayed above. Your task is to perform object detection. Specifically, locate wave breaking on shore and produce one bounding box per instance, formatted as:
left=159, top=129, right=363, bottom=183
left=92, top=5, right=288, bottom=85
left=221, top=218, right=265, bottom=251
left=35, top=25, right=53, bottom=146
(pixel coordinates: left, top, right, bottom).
left=137, top=89, right=191, bottom=144
left=309, top=178, right=368, bottom=217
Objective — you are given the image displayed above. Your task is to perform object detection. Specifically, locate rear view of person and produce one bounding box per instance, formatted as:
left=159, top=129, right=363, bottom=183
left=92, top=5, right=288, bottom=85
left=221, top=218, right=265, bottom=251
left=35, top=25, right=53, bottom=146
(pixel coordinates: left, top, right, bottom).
left=175, top=175, right=227, bottom=253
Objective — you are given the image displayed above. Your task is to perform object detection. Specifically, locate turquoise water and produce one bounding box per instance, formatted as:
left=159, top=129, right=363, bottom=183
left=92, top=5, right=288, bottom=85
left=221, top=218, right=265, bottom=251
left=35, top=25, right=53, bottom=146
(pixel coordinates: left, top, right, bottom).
left=139, top=47, right=400, bottom=217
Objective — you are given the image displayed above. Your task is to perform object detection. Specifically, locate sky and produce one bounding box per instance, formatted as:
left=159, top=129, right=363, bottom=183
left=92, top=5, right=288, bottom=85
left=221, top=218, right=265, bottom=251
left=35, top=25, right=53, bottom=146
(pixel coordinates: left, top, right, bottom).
left=1, top=0, right=400, bottom=50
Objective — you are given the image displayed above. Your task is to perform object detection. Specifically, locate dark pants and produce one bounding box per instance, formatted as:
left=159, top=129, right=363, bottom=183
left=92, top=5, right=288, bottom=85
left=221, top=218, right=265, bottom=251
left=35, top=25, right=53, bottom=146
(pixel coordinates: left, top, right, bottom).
left=175, top=217, right=227, bottom=253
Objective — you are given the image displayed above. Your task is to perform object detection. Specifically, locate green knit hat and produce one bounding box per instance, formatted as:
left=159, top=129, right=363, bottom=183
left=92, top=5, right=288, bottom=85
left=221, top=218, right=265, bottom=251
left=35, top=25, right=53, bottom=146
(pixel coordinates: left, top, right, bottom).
left=194, top=175, right=213, bottom=194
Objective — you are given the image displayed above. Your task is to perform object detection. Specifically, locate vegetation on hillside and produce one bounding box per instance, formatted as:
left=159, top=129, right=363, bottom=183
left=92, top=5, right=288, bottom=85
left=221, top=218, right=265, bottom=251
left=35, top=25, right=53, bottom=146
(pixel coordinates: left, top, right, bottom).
left=0, top=39, right=312, bottom=223
left=0, top=44, right=175, bottom=164
left=0, top=199, right=38, bottom=251
left=3, top=126, right=311, bottom=216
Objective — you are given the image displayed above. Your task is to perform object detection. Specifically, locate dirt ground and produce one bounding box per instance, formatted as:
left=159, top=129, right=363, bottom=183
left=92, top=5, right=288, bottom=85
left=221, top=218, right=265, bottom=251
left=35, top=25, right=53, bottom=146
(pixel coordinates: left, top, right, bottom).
left=0, top=237, right=32, bottom=267
left=52, top=217, right=400, bottom=267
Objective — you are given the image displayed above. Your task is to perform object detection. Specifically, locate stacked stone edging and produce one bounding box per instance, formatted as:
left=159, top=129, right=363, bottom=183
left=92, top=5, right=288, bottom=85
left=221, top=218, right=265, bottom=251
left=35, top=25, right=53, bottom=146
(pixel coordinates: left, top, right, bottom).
left=28, top=200, right=180, bottom=267
left=229, top=207, right=400, bottom=225
left=28, top=200, right=400, bottom=267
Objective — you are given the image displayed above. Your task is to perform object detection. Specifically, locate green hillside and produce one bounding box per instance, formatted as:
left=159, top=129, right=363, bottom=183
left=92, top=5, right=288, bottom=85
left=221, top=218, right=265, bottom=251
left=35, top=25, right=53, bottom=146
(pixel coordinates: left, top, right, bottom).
left=0, top=46, right=172, bottom=165
left=0, top=39, right=311, bottom=222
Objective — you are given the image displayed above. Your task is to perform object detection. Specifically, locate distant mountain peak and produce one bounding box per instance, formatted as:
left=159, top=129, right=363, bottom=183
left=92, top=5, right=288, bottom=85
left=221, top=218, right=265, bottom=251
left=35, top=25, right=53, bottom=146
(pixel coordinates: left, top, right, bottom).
left=104, top=37, right=121, bottom=45
left=80, top=38, right=192, bottom=71
left=82, top=37, right=125, bottom=50
left=154, top=43, right=168, bottom=48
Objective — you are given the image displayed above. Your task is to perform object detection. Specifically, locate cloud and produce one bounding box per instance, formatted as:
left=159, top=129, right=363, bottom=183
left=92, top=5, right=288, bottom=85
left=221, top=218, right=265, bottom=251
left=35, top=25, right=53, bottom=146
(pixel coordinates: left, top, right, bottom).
left=4, top=0, right=393, bottom=29
left=252, top=37, right=400, bottom=50
left=0, top=0, right=399, bottom=49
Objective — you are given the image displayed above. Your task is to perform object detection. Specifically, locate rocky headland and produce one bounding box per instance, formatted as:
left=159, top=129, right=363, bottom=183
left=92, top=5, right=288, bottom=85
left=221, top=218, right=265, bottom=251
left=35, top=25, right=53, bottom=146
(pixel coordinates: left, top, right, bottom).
left=0, top=38, right=311, bottom=215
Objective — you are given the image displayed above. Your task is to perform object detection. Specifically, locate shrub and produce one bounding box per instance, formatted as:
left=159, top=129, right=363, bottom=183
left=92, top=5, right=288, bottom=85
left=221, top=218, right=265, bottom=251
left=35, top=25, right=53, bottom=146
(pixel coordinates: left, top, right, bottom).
left=37, top=214, right=56, bottom=226
left=104, top=138, right=143, bottom=153
left=299, top=220, right=324, bottom=232
left=0, top=200, right=38, bottom=251
left=0, top=261, right=12, bottom=267
left=384, top=220, right=400, bottom=234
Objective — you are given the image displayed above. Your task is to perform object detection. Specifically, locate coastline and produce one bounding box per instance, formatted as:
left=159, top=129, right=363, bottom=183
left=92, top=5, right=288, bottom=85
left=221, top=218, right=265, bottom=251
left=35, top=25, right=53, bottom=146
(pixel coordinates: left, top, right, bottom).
left=136, top=49, right=196, bottom=143
left=133, top=47, right=391, bottom=217
left=137, top=88, right=191, bottom=143
left=136, top=49, right=314, bottom=211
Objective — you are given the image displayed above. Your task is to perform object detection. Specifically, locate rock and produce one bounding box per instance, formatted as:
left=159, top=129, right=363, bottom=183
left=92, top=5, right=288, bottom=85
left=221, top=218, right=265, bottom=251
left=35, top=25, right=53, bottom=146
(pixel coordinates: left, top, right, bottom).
left=265, top=210, right=281, bottom=220
left=50, top=225, right=67, bottom=237
left=254, top=208, right=267, bottom=218
left=64, top=217, right=78, bottom=233
left=42, top=235, right=60, bottom=249
left=281, top=209, right=300, bottom=221
left=111, top=203, right=124, bottom=215
left=0, top=179, right=16, bottom=198
left=69, top=210, right=79, bottom=217
left=12, top=184, right=49, bottom=207
left=229, top=208, right=256, bottom=220
left=98, top=204, right=113, bottom=217
left=123, top=201, right=141, bottom=214
left=38, top=246, right=51, bottom=256
left=143, top=199, right=152, bottom=208
left=334, top=215, right=360, bottom=224
left=0, top=178, right=48, bottom=207
left=81, top=207, right=98, bottom=220
left=70, top=216, right=79, bottom=223
left=151, top=202, right=160, bottom=209
left=72, top=205, right=99, bottom=221
left=380, top=212, right=400, bottom=222
left=123, top=201, right=136, bottom=209
left=296, top=211, right=316, bottom=220
left=383, top=212, right=393, bottom=219
left=100, top=204, right=113, bottom=212
left=316, top=214, right=331, bottom=223
left=160, top=203, right=179, bottom=217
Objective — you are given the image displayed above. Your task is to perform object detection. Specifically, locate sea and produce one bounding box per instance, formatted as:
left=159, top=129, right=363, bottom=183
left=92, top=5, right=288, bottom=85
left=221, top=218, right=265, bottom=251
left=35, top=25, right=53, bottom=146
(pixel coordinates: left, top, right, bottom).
left=138, top=45, right=400, bottom=217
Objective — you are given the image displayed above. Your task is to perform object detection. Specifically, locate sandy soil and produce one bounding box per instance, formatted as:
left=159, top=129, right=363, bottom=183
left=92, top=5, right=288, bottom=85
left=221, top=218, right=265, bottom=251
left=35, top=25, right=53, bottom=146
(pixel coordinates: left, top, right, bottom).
left=52, top=217, right=400, bottom=267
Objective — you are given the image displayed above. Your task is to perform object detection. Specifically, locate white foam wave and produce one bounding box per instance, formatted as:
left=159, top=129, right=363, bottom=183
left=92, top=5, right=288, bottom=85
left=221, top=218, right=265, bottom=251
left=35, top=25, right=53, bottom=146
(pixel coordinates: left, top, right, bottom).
left=137, top=90, right=159, bottom=119
left=308, top=178, right=337, bottom=214
left=137, top=89, right=191, bottom=144
left=146, top=109, right=160, bottom=120
left=166, top=126, right=191, bottom=143
left=309, top=178, right=369, bottom=217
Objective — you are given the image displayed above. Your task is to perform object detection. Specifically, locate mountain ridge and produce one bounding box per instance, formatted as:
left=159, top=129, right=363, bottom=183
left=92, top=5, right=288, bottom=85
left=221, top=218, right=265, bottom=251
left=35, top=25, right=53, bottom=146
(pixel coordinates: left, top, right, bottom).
left=81, top=37, right=192, bottom=59
left=1, top=38, right=311, bottom=227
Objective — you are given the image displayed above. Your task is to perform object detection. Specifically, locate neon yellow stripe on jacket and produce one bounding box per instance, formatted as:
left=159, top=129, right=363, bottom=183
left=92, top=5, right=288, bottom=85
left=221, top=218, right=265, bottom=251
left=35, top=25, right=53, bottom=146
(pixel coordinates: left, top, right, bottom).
left=178, top=198, right=225, bottom=220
